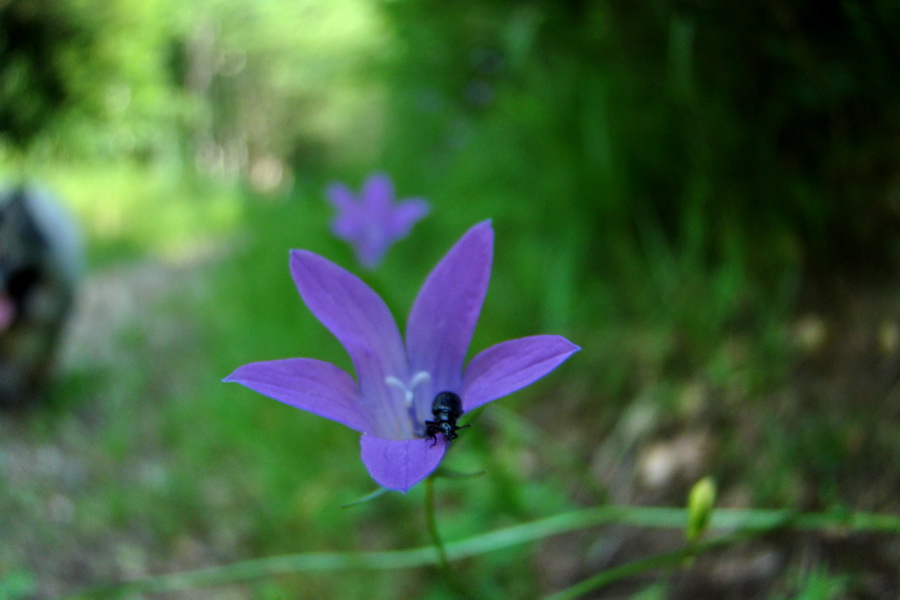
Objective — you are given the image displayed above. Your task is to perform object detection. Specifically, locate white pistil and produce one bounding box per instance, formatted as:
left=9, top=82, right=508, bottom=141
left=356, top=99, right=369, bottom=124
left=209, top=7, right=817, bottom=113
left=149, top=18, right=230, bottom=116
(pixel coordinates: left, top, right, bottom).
left=385, top=371, right=431, bottom=408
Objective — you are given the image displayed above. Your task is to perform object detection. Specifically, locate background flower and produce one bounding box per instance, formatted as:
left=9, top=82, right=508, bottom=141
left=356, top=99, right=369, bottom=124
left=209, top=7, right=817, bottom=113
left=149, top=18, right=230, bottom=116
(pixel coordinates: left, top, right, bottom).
left=327, top=173, right=429, bottom=269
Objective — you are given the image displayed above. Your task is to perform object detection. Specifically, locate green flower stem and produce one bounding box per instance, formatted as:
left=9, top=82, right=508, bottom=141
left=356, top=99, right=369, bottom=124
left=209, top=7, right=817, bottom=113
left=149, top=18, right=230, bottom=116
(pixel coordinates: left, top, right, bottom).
left=66, top=506, right=900, bottom=598
left=423, top=475, right=451, bottom=571
left=424, top=475, right=474, bottom=598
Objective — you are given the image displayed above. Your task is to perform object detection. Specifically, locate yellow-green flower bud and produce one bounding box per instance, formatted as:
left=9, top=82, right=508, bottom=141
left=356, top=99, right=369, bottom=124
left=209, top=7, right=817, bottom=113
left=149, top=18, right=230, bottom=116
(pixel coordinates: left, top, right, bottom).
left=686, top=476, right=716, bottom=544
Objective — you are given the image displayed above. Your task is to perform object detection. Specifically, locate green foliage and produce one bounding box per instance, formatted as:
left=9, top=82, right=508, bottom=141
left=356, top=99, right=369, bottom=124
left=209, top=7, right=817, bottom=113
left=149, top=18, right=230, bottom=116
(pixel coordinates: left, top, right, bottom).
left=0, top=0, right=184, bottom=158
left=0, top=571, right=36, bottom=600
left=376, top=0, right=900, bottom=363
left=175, top=0, right=388, bottom=175
left=769, top=567, right=849, bottom=600
left=1, top=0, right=385, bottom=172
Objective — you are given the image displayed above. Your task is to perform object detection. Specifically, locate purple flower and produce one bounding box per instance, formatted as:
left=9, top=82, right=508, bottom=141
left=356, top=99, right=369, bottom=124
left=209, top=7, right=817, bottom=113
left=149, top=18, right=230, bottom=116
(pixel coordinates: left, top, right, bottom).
left=327, top=173, right=429, bottom=269
left=224, top=222, right=579, bottom=492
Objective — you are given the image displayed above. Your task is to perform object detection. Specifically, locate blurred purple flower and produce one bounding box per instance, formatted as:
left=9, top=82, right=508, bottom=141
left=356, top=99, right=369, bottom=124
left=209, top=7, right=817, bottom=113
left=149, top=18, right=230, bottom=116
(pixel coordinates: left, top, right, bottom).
left=327, top=173, right=429, bottom=269
left=224, top=222, right=579, bottom=492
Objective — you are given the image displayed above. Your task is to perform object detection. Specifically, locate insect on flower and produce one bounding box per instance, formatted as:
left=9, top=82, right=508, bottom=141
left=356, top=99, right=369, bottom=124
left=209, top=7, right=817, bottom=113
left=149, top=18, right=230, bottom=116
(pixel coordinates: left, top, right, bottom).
left=424, top=391, right=470, bottom=446
left=224, top=221, right=579, bottom=492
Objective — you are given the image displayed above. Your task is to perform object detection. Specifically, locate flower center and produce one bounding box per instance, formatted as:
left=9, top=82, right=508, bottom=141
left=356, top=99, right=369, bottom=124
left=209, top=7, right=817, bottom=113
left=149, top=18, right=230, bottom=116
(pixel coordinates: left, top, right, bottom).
left=385, top=371, right=431, bottom=408
left=384, top=371, right=433, bottom=436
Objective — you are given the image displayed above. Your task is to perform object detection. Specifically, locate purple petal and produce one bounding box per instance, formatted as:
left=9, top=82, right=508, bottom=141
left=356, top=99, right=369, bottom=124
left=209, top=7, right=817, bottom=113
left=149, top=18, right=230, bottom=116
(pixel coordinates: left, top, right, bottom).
left=290, top=250, right=413, bottom=438
left=362, top=173, right=394, bottom=213
left=406, top=221, right=494, bottom=420
left=327, top=183, right=360, bottom=239
left=388, top=199, right=430, bottom=238
left=462, top=335, right=580, bottom=411
left=360, top=434, right=446, bottom=492
left=224, top=358, right=368, bottom=432
left=326, top=183, right=357, bottom=212
left=356, top=237, right=388, bottom=270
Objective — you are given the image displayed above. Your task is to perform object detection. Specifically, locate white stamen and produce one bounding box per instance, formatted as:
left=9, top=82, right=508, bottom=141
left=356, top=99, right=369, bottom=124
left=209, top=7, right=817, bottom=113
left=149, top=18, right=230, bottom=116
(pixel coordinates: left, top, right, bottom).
left=410, top=371, right=431, bottom=389
left=384, top=376, right=405, bottom=390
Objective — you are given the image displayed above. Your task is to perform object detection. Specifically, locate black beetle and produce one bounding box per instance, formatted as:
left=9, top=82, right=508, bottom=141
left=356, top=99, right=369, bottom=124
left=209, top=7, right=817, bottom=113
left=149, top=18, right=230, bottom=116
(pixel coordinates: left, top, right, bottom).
left=424, top=391, right=470, bottom=446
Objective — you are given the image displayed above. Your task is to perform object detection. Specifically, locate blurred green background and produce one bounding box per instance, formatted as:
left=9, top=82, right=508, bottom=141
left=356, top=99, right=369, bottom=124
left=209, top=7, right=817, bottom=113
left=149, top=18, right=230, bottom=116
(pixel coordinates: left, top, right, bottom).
left=1, top=0, right=898, bottom=598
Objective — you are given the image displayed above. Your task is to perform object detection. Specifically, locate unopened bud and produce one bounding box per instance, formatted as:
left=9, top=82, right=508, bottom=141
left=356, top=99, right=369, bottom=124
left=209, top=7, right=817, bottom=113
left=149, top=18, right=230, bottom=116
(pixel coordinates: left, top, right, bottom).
left=686, top=476, right=716, bottom=544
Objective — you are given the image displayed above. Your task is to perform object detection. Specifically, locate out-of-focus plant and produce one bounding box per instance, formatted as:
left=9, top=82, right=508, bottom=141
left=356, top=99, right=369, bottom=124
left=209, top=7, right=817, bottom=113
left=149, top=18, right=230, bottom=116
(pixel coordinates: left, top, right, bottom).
left=376, top=0, right=900, bottom=364
left=0, top=0, right=387, bottom=183
left=0, top=0, right=183, bottom=159
left=65, top=504, right=900, bottom=597
left=685, top=476, right=716, bottom=544
left=326, top=173, right=429, bottom=269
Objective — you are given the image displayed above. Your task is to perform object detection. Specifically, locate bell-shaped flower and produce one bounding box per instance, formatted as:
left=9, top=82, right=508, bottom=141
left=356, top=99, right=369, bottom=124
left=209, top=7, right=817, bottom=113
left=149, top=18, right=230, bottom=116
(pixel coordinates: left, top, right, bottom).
left=326, top=172, right=429, bottom=269
left=224, top=221, right=579, bottom=492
